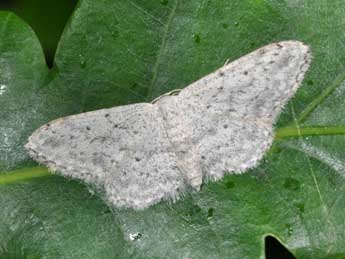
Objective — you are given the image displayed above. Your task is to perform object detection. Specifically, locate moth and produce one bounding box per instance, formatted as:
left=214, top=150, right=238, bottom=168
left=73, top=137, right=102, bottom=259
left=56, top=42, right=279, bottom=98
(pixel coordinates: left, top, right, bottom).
left=25, top=41, right=312, bottom=210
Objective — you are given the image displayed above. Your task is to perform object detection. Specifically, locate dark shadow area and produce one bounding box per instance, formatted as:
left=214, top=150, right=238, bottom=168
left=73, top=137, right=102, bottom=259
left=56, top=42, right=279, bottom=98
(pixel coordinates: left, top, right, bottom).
left=265, top=235, right=296, bottom=259
left=0, top=0, right=78, bottom=68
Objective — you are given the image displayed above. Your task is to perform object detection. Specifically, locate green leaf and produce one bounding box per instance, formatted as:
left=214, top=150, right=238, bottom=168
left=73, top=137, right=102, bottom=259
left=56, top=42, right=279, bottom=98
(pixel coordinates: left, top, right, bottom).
left=1, top=1, right=345, bottom=258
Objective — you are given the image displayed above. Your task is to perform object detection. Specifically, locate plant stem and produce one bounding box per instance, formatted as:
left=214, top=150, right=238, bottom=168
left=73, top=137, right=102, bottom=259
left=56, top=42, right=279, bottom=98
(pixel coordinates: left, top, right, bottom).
left=0, top=167, right=50, bottom=185
left=275, top=125, right=345, bottom=139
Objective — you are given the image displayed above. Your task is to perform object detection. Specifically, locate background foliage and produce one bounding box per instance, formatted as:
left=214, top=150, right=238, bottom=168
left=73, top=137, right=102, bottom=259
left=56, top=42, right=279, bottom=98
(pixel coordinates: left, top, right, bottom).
left=1, top=1, right=345, bottom=258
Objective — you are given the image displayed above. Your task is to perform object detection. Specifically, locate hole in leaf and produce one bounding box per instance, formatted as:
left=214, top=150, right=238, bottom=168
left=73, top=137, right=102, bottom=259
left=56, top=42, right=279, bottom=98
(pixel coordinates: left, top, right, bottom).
left=265, top=235, right=295, bottom=259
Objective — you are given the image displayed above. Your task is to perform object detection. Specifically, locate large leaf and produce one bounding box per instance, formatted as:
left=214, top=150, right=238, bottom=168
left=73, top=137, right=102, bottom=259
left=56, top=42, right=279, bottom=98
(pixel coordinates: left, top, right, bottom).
left=1, top=1, right=345, bottom=258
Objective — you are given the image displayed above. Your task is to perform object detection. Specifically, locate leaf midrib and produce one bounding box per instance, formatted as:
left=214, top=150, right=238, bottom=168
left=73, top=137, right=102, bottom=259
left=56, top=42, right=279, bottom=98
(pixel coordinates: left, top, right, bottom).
left=146, top=0, right=179, bottom=101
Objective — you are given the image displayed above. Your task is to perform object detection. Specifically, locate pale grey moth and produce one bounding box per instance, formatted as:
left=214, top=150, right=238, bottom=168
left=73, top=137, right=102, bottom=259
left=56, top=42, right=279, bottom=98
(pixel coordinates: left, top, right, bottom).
left=25, top=41, right=312, bottom=210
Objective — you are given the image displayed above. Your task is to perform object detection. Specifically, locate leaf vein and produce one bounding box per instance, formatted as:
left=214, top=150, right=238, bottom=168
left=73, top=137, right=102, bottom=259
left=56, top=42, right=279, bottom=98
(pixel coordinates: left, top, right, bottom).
left=146, top=0, right=179, bottom=101
left=294, top=70, right=345, bottom=124
left=126, top=0, right=164, bottom=26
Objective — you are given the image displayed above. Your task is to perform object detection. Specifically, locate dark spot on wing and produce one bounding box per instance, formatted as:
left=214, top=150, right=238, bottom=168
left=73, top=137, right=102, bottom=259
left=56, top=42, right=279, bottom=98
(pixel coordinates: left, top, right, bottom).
left=90, top=136, right=107, bottom=144
left=243, top=71, right=248, bottom=75
left=86, top=126, right=91, bottom=130
left=69, top=151, right=77, bottom=159
left=276, top=43, right=283, bottom=48
left=43, top=137, right=61, bottom=148
left=208, top=128, right=216, bottom=134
